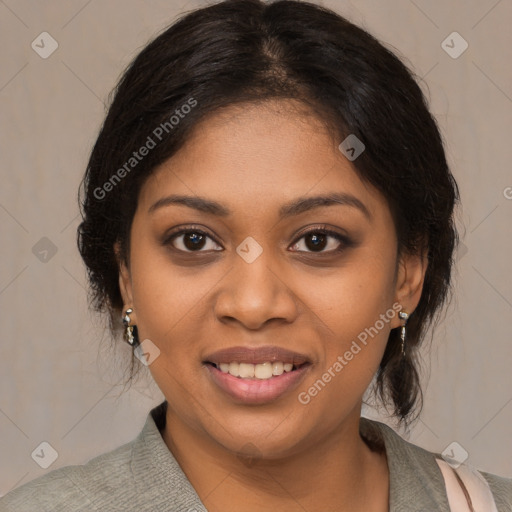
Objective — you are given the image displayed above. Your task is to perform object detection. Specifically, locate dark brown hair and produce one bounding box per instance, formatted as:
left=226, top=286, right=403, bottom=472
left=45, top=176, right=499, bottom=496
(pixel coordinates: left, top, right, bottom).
left=77, top=0, right=459, bottom=425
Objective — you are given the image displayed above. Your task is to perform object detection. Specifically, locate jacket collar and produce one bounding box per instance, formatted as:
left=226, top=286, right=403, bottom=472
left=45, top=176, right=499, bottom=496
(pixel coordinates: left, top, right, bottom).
left=130, top=401, right=450, bottom=511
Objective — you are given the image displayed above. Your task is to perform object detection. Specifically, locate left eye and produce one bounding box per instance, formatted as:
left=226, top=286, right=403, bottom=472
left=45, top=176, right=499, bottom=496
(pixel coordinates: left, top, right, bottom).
left=290, top=230, right=347, bottom=253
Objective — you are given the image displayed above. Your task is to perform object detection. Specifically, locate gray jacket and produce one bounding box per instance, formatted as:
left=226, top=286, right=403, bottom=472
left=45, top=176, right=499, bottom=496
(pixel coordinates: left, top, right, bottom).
left=1, top=401, right=511, bottom=511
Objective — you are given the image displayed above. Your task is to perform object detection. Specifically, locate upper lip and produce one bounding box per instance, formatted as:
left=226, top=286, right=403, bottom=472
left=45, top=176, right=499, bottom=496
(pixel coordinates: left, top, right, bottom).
left=204, top=345, right=311, bottom=366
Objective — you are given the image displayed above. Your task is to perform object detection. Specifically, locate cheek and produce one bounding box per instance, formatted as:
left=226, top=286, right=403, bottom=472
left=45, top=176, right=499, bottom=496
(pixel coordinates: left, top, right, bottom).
left=128, top=234, right=220, bottom=358
left=295, top=246, right=397, bottom=403
left=307, top=243, right=397, bottom=341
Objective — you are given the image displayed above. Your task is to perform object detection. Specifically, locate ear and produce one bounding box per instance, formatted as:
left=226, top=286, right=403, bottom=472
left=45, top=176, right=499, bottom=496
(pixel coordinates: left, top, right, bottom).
left=390, top=246, right=428, bottom=329
left=114, top=241, right=136, bottom=321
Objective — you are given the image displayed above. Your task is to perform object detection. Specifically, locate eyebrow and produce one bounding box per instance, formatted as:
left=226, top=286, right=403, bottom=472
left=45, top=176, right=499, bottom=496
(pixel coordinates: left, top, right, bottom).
left=148, top=192, right=372, bottom=221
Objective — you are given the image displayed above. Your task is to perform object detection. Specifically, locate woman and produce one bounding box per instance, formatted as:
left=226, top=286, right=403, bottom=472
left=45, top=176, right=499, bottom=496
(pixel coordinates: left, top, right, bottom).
left=1, top=0, right=510, bottom=510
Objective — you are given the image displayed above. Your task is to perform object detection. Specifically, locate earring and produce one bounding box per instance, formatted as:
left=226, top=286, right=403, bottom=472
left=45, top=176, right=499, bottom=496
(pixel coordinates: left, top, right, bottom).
left=398, top=310, right=409, bottom=356
left=122, top=308, right=140, bottom=349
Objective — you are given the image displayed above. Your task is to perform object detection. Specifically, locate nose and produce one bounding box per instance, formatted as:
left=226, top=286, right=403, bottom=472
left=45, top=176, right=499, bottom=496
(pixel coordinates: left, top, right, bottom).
left=213, top=246, right=299, bottom=330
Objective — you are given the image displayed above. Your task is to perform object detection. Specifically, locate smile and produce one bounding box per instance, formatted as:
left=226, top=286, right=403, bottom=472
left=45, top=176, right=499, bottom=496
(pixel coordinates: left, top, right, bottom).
left=205, top=361, right=312, bottom=404
left=210, top=360, right=308, bottom=379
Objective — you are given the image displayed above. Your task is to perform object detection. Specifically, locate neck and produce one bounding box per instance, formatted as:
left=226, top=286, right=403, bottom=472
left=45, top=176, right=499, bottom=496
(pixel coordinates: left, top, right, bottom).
left=161, top=405, right=389, bottom=512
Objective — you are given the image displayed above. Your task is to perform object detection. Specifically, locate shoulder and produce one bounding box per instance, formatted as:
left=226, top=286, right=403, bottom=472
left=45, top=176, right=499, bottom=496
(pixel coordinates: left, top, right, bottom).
left=0, top=402, right=204, bottom=512
left=480, top=471, right=512, bottom=511
left=0, top=437, right=136, bottom=512
left=361, top=417, right=512, bottom=510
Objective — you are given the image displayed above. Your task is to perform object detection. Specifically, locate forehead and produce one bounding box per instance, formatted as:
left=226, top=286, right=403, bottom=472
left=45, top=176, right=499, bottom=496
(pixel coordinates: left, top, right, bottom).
left=139, top=100, right=384, bottom=221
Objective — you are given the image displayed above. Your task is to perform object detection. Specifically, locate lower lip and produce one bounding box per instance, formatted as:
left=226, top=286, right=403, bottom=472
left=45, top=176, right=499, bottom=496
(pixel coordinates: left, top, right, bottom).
left=205, top=363, right=311, bottom=404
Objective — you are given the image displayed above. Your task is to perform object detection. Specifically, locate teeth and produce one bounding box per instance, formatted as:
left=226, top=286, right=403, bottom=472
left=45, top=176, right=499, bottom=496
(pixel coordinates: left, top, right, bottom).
left=216, top=361, right=298, bottom=379
left=228, top=362, right=239, bottom=376
left=239, top=363, right=255, bottom=378
left=272, top=361, right=283, bottom=376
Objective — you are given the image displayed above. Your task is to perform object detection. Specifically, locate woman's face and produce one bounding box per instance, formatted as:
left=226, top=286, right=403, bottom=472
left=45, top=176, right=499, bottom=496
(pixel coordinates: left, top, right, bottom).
left=118, top=99, right=425, bottom=459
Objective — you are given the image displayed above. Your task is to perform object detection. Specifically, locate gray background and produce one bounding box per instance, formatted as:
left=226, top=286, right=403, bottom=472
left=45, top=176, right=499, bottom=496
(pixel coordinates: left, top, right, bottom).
left=1, top=0, right=511, bottom=496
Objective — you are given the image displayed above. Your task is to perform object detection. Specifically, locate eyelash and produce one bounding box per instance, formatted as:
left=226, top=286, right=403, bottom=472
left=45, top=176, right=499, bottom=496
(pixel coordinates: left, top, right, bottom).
left=163, top=224, right=353, bottom=255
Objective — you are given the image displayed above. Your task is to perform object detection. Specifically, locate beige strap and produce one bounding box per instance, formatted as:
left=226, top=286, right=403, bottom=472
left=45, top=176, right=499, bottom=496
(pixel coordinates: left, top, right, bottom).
left=436, top=458, right=498, bottom=512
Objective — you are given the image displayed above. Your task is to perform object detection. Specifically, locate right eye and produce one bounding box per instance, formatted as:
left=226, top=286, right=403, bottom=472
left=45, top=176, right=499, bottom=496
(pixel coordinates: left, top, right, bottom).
left=164, top=227, right=223, bottom=253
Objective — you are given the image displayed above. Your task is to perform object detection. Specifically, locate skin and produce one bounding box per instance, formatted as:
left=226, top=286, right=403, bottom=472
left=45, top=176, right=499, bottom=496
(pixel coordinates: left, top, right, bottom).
left=116, top=99, right=427, bottom=511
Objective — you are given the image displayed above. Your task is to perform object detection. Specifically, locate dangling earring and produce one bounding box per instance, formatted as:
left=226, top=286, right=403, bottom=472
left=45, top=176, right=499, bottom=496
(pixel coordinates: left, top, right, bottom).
left=122, top=308, right=140, bottom=349
left=398, top=310, right=409, bottom=356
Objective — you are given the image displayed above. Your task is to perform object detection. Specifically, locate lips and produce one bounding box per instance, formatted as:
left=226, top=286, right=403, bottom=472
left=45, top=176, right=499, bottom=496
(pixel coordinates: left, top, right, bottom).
left=203, top=345, right=311, bottom=366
